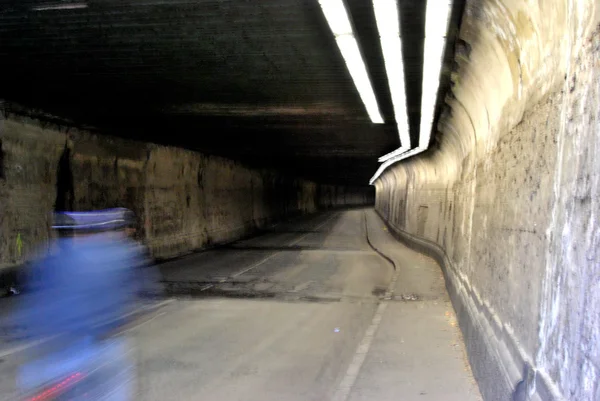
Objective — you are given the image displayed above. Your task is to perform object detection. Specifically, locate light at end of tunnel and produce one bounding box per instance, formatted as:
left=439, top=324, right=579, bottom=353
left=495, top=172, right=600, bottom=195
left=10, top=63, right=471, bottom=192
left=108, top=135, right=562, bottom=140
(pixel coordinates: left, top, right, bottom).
left=318, top=0, right=384, bottom=124
left=32, top=3, right=88, bottom=11
left=373, top=0, right=411, bottom=147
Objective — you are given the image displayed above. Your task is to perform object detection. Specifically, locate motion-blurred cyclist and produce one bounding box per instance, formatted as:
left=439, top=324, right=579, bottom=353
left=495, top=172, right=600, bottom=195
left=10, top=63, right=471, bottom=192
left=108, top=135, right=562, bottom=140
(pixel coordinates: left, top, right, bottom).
left=14, top=208, right=156, bottom=400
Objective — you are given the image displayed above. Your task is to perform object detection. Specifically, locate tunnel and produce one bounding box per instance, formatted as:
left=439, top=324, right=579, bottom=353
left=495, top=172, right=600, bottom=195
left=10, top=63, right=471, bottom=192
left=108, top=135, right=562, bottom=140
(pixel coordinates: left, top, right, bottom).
left=0, top=0, right=599, bottom=400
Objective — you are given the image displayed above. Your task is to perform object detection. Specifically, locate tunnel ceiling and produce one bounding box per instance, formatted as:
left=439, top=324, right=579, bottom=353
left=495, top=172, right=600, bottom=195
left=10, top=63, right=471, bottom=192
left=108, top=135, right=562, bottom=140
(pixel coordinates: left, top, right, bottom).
left=0, top=0, right=456, bottom=185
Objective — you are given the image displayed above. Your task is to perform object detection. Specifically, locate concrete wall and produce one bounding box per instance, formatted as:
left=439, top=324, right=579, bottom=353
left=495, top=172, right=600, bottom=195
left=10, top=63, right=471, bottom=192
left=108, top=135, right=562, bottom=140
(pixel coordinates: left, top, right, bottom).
left=0, top=114, right=369, bottom=269
left=374, top=1, right=600, bottom=400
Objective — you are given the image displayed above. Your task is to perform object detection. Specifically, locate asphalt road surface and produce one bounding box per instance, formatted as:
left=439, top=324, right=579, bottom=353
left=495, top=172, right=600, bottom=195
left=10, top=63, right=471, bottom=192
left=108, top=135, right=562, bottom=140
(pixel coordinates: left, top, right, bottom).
left=0, top=209, right=481, bottom=401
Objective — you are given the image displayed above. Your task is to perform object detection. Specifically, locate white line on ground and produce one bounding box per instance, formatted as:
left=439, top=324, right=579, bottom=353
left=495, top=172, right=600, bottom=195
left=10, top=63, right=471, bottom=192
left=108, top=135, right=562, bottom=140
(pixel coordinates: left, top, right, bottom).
left=330, top=216, right=400, bottom=401
left=0, top=299, right=175, bottom=357
left=120, top=311, right=167, bottom=334
left=0, top=337, right=53, bottom=358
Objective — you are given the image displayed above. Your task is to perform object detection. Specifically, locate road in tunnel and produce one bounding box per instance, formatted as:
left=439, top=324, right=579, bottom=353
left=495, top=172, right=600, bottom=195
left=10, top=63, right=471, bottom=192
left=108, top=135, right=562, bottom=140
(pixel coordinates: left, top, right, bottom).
left=0, top=209, right=481, bottom=400
left=0, top=0, right=597, bottom=399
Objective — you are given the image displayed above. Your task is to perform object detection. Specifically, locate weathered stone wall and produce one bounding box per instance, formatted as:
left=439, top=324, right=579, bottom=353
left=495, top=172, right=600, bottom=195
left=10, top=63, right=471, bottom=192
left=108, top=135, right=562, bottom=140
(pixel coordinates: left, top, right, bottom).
left=0, top=115, right=365, bottom=267
left=0, top=117, right=64, bottom=266
left=374, top=1, right=600, bottom=400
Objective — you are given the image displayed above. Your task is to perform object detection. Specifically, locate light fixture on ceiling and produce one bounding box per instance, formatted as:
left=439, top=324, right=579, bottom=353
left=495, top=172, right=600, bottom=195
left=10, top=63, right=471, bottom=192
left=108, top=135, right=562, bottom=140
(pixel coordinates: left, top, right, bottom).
left=318, top=0, right=384, bottom=124
left=372, top=0, right=453, bottom=181
left=419, top=0, right=453, bottom=150
left=373, top=0, right=410, bottom=150
left=370, top=146, right=422, bottom=185
left=32, top=2, right=88, bottom=10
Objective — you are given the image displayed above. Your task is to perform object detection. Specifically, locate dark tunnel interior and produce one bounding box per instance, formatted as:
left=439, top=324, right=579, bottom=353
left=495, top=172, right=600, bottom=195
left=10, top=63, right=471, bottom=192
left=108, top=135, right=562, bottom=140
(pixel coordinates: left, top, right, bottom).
left=0, top=0, right=462, bottom=185
left=0, top=1, right=599, bottom=401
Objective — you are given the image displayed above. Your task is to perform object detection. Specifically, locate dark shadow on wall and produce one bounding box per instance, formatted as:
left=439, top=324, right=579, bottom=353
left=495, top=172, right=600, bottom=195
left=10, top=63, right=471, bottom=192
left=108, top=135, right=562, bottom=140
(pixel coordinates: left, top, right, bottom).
left=54, top=145, right=74, bottom=212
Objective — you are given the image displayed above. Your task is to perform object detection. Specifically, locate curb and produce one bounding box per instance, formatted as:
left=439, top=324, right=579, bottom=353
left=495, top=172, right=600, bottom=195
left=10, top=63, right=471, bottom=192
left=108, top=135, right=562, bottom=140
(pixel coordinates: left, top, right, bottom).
left=372, top=210, right=556, bottom=401
left=363, top=211, right=396, bottom=271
